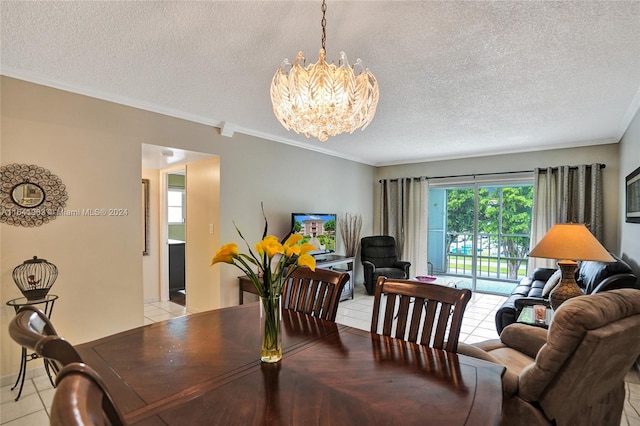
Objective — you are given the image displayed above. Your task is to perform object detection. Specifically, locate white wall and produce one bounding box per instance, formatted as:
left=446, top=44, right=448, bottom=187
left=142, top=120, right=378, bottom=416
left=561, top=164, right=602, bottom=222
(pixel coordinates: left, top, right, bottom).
left=619, top=108, right=640, bottom=277
left=375, top=144, right=621, bottom=252
left=0, top=76, right=375, bottom=378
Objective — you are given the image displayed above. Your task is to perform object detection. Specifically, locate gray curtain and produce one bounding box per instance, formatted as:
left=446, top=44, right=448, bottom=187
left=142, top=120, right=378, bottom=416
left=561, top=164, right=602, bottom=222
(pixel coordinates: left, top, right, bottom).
left=529, top=163, right=604, bottom=269
left=380, top=177, right=430, bottom=276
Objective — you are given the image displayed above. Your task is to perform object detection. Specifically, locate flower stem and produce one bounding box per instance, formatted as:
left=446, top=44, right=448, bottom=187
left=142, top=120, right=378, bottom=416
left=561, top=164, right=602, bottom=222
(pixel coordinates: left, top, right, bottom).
left=260, top=295, right=282, bottom=363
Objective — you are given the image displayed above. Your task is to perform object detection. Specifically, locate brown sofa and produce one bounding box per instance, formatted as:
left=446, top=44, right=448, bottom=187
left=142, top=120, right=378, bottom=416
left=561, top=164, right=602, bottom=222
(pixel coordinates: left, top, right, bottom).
left=459, top=289, right=640, bottom=426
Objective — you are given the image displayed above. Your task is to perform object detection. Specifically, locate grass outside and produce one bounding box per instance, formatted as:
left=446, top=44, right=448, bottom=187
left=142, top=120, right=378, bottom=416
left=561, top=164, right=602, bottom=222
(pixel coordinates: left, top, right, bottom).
left=448, top=255, right=528, bottom=280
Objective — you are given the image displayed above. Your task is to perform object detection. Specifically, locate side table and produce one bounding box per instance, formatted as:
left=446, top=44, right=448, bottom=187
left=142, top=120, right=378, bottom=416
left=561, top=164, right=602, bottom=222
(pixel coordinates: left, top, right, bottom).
left=6, top=294, right=59, bottom=401
left=516, top=304, right=553, bottom=329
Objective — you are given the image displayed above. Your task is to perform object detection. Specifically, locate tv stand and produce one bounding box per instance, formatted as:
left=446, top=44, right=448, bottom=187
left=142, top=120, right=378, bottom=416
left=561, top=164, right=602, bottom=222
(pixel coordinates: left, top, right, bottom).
left=314, top=255, right=354, bottom=301
left=238, top=254, right=355, bottom=304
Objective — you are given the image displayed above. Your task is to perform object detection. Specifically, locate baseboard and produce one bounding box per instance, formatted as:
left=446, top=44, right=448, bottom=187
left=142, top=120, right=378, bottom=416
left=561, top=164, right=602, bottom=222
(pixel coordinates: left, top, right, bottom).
left=0, top=365, right=47, bottom=388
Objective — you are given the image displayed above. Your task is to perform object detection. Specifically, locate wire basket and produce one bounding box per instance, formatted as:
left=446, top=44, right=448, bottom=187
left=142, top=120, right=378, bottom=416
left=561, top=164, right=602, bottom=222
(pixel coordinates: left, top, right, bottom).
left=12, top=256, right=58, bottom=300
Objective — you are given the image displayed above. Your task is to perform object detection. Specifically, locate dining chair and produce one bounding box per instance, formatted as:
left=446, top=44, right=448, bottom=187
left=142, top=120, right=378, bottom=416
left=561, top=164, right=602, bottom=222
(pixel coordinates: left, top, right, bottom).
left=371, top=276, right=472, bottom=352
left=282, top=266, right=350, bottom=322
left=50, top=362, right=126, bottom=426
left=8, top=305, right=82, bottom=377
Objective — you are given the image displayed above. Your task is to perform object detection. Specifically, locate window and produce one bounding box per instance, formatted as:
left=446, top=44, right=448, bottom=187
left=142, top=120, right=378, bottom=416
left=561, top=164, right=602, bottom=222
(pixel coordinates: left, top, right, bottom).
left=168, top=189, right=185, bottom=224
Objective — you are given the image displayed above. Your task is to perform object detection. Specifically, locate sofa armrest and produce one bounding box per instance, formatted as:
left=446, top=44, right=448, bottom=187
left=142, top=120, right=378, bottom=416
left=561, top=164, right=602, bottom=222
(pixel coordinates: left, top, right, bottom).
left=361, top=261, right=375, bottom=279
left=591, top=273, right=638, bottom=293
left=361, top=260, right=375, bottom=271
left=457, top=341, right=504, bottom=364
left=500, top=323, right=548, bottom=359
left=514, top=297, right=551, bottom=310
left=457, top=341, right=520, bottom=398
left=394, top=261, right=411, bottom=277
left=361, top=261, right=376, bottom=294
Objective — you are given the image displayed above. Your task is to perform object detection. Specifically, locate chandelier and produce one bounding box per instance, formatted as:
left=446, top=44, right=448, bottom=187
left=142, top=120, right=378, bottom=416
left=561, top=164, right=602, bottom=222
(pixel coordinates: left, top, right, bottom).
left=270, top=0, right=379, bottom=142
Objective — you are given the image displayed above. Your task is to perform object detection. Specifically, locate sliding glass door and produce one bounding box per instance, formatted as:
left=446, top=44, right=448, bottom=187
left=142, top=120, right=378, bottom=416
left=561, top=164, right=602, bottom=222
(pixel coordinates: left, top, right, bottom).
left=428, top=182, right=533, bottom=295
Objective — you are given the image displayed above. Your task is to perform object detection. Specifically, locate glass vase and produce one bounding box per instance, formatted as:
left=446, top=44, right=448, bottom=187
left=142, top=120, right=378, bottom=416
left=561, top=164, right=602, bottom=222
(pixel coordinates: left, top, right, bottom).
left=259, top=295, right=282, bottom=363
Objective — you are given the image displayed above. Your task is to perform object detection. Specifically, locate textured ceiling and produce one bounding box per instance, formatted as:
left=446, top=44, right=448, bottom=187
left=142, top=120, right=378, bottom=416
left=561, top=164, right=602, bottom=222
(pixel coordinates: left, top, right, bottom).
left=2, top=1, right=639, bottom=166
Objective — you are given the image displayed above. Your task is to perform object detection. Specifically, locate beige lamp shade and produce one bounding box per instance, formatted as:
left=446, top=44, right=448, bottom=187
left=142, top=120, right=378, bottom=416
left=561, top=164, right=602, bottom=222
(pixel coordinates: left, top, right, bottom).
left=529, top=223, right=614, bottom=262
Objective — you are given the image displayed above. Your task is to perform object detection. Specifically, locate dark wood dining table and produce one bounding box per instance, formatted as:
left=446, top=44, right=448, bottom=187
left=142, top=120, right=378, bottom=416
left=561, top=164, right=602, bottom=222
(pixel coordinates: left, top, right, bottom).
left=75, top=303, right=504, bottom=425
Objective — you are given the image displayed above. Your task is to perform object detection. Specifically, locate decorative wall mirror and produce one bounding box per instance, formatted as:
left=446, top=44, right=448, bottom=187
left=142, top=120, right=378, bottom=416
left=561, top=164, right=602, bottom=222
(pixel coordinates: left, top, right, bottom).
left=0, top=163, right=68, bottom=227
left=12, top=182, right=45, bottom=208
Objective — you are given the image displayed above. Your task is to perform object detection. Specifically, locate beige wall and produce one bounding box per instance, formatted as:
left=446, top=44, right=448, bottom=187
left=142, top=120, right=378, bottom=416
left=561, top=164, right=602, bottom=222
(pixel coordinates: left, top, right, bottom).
left=185, top=157, right=220, bottom=312
left=1, top=79, right=145, bottom=377
left=0, top=77, right=375, bottom=379
left=213, top=129, right=375, bottom=307
left=619, top=108, right=640, bottom=277
left=375, top=144, right=621, bottom=251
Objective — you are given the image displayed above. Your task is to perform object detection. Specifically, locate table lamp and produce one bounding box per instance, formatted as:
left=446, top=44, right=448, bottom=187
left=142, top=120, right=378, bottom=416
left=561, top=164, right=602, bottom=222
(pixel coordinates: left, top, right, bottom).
left=528, top=223, right=614, bottom=309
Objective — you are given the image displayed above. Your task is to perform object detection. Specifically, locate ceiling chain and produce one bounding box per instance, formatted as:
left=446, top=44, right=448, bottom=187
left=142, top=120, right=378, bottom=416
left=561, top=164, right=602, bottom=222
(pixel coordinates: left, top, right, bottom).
left=321, top=0, right=327, bottom=51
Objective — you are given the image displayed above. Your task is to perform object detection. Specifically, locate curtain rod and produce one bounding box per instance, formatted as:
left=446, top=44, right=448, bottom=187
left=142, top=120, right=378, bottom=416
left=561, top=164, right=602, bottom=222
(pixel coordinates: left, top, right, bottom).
left=378, top=164, right=606, bottom=183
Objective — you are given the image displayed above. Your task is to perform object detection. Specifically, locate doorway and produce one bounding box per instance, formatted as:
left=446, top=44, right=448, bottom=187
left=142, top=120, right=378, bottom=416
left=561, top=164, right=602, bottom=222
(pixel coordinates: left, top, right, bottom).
left=142, top=143, right=220, bottom=312
left=167, top=170, right=186, bottom=306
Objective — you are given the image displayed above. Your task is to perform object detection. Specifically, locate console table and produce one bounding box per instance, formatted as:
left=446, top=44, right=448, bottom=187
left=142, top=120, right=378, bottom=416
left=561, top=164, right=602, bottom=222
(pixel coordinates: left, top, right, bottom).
left=239, top=254, right=355, bottom=304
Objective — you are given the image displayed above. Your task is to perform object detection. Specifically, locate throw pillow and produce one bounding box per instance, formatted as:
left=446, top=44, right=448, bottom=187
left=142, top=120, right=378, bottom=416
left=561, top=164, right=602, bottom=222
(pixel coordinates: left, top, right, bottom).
left=542, top=269, right=562, bottom=297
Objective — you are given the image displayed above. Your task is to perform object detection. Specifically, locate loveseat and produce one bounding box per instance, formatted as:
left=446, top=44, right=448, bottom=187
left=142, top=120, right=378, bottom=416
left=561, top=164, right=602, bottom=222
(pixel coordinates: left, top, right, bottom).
left=494, top=253, right=637, bottom=334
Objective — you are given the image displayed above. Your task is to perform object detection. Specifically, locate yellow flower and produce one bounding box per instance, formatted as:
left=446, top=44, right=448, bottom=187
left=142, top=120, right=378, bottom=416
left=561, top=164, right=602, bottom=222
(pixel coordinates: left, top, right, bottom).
left=212, top=207, right=322, bottom=298
left=283, top=233, right=303, bottom=247
left=297, top=253, right=316, bottom=271
left=211, top=243, right=238, bottom=265
left=284, top=244, right=300, bottom=257
left=255, top=235, right=284, bottom=258
left=299, top=243, right=317, bottom=255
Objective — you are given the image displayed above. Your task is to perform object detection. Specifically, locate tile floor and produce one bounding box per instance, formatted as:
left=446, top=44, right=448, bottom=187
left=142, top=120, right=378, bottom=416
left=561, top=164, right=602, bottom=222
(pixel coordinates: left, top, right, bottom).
left=2, top=285, right=639, bottom=425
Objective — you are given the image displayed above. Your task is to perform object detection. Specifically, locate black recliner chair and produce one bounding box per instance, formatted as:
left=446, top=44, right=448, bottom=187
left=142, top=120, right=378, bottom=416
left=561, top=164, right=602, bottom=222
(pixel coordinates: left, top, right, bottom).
left=360, top=236, right=411, bottom=295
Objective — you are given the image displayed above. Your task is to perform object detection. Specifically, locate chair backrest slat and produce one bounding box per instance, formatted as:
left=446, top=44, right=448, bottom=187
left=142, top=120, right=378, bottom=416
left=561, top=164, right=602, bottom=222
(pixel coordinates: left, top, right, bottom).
left=311, top=280, right=324, bottom=315
left=282, top=267, right=350, bottom=322
left=371, top=277, right=472, bottom=352
left=404, top=296, right=424, bottom=342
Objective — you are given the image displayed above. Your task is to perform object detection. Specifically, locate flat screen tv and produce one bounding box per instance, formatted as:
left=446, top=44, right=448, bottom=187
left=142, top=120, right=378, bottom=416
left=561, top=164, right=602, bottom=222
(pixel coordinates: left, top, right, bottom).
left=291, top=213, right=337, bottom=255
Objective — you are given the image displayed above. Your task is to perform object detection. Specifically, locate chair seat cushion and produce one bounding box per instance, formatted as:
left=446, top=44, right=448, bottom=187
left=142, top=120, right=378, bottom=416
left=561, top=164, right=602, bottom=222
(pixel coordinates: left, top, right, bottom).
left=484, top=347, right=535, bottom=375
left=373, top=268, right=407, bottom=280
